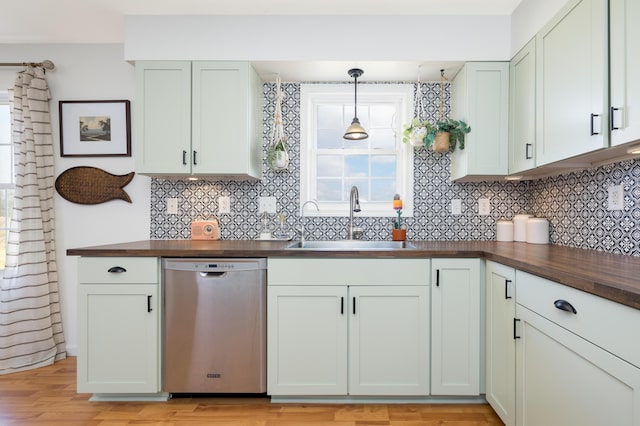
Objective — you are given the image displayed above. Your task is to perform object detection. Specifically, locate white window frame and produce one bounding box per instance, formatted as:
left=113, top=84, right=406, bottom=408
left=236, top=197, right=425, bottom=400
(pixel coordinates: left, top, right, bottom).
left=300, top=83, right=414, bottom=217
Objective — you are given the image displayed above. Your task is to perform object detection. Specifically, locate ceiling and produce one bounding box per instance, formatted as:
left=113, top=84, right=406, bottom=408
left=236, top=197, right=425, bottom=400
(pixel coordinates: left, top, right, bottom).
left=1, top=0, right=523, bottom=44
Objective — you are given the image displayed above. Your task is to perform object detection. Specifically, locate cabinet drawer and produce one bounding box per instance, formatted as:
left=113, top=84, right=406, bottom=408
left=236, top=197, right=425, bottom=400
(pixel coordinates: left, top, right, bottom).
left=79, top=257, right=159, bottom=284
left=516, top=270, right=640, bottom=368
left=267, top=258, right=430, bottom=286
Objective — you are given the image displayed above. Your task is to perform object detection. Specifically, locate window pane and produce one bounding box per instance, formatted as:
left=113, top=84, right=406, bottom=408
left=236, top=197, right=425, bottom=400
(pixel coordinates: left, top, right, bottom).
left=0, top=229, right=6, bottom=269
left=0, top=146, right=12, bottom=184
left=356, top=105, right=369, bottom=128
left=369, top=104, right=395, bottom=128
left=371, top=179, right=396, bottom=201
left=317, top=155, right=342, bottom=177
left=344, top=155, right=368, bottom=178
left=371, top=155, right=396, bottom=177
left=345, top=105, right=369, bottom=128
left=317, top=128, right=343, bottom=149
left=317, top=104, right=343, bottom=128
left=0, top=188, right=13, bottom=270
left=0, top=105, right=9, bottom=143
left=317, top=179, right=342, bottom=201
left=345, top=180, right=369, bottom=201
left=369, top=128, right=396, bottom=149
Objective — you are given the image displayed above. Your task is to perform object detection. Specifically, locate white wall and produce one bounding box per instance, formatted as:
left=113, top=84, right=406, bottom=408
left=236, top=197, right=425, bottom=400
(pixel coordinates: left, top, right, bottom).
left=0, top=44, right=149, bottom=355
left=125, top=15, right=512, bottom=62
left=510, top=0, right=567, bottom=56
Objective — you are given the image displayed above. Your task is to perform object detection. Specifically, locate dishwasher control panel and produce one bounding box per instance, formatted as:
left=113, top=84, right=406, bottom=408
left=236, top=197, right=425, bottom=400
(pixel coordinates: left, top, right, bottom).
left=163, top=258, right=267, bottom=273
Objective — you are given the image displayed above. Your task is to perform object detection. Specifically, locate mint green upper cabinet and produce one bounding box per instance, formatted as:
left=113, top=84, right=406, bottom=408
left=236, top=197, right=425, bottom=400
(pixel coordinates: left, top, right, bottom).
left=535, top=0, right=608, bottom=166
left=509, top=39, right=536, bottom=175
left=450, top=62, right=509, bottom=182
left=610, top=0, right=640, bottom=147
left=135, top=61, right=192, bottom=176
left=135, top=61, right=263, bottom=179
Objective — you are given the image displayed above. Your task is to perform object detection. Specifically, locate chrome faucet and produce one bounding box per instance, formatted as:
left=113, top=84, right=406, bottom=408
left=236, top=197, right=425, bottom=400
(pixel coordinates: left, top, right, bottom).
left=300, top=199, right=319, bottom=244
left=348, top=185, right=362, bottom=239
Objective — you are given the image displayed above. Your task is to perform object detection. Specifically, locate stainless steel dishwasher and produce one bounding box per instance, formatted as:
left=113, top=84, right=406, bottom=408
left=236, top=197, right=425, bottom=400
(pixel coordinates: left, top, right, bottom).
left=162, top=258, right=267, bottom=393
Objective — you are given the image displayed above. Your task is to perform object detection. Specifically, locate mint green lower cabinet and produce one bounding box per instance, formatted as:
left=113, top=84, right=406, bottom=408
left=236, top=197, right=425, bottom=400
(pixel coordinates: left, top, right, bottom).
left=430, top=258, right=481, bottom=396
left=515, top=271, right=640, bottom=425
left=485, top=261, right=516, bottom=426
left=77, top=257, right=161, bottom=395
left=267, top=258, right=430, bottom=397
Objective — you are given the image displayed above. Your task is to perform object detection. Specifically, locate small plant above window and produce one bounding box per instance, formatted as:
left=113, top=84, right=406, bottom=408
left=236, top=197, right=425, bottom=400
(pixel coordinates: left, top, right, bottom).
left=402, top=118, right=470, bottom=152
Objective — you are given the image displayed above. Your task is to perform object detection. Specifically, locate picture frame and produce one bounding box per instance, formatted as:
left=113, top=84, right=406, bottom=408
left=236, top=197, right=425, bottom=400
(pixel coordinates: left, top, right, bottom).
left=59, top=100, right=131, bottom=157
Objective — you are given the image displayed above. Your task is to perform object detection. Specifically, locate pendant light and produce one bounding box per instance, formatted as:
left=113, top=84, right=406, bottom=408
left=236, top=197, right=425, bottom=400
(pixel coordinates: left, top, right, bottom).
left=343, top=68, right=369, bottom=140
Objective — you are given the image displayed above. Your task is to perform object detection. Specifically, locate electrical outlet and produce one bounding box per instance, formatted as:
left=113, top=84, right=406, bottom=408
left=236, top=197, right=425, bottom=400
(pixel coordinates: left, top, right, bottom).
left=478, top=198, right=491, bottom=215
left=218, top=196, right=231, bottom=214
left=451, top=199, right=462, bottom=215
left=166, top=198, right=178, bottom=215
left=607, top=185, right=624, bottom=210
left=258, top=196, right=277, bottom=213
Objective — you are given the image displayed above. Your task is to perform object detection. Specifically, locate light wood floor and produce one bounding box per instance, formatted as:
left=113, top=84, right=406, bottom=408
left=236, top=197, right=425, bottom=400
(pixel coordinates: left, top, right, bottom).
left=0, top=357, right=504, bottom=426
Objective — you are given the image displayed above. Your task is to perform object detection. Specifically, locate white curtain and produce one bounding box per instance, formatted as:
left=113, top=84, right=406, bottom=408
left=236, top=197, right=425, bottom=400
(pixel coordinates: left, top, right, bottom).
left=0, top=66, right=65, bottom=374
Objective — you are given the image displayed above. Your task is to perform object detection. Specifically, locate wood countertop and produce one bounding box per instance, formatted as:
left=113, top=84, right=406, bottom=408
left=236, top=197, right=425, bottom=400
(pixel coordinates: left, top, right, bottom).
left=67, top=240, right=640, bottom=310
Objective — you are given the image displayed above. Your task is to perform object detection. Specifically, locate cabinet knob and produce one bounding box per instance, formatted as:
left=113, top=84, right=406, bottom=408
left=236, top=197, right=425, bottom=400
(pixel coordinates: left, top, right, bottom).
left=554, top=299, right=577, bottom=314
left=107, top=266, right=126, bottom=273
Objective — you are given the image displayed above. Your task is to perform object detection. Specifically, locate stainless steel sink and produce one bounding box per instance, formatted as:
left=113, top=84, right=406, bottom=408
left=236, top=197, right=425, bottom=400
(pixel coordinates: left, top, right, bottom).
left=286, top=240, right=416, bottom=250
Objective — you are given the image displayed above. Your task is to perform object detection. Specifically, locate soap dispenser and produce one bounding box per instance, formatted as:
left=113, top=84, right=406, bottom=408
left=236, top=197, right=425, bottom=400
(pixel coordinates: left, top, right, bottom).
left=258, top=211, right=273, bottom=240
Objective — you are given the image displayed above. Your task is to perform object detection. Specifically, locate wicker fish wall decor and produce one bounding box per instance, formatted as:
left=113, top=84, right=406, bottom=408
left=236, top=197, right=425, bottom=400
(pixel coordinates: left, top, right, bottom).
left=55, top=166, right=134, bottom=204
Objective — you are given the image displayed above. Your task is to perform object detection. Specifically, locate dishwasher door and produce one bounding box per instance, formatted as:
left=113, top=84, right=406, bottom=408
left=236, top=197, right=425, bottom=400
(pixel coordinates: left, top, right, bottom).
left=163, top=258, right=267, bottom=393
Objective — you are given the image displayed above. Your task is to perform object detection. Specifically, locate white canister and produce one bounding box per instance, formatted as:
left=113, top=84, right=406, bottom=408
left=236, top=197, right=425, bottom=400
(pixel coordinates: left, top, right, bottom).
left=513, top=214, right=533, bottom=242
left=496, top=220, right=514, bottom=242
left=527, top=218, right=550, bottom=244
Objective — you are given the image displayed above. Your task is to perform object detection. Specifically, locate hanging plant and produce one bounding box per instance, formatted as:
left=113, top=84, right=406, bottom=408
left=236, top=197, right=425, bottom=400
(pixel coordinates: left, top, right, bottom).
left=402, top=69, right=470, bottom=152
left=402, top=70, right=431, bottom=147
left=266, top=75, right=290, bottom=171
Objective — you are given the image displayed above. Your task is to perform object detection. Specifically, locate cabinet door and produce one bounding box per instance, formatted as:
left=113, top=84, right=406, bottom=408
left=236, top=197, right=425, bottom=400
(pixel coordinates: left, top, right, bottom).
left=135, top=61, right=192, bottom=175
left=610, top=0, right=640, bottom=146
left=348, top=286, right=429, bottom=396
left=192, top=61, right=262, bottom=178
left=267, top=286, right=348, bottom=395
left=451, top=62, right=509, bottom=181
left=77, top=284, right=159, bottom=394
left=515, top=304, right=640, bottom=426
left=431, top=258, right=481, bottom=395
left=509, top=39, right=536, bottom=175
left=535, top=0, right=608, bottom=165
left=485, top=261, right=516, bottom=426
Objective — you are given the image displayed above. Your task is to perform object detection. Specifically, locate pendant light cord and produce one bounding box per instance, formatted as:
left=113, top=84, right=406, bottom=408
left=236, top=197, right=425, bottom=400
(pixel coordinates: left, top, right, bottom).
left=353, top=73, right=358, bottom=118
left=439, top=69, right=447, bottom=122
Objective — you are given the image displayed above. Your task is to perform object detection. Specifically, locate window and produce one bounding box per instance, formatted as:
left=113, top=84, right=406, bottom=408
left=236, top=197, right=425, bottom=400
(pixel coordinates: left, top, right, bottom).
left=0, top=91, right=12, bottom=270
left=300, top=84, right=413, bottom=217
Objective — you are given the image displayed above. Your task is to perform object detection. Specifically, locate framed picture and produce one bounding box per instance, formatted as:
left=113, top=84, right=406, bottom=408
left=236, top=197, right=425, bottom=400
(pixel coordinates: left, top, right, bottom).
left=59, top=100, right=131, bottom=157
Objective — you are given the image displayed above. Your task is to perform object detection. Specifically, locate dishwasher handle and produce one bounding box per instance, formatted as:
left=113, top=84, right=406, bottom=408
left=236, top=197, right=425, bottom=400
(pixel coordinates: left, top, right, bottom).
left=199, top=271, right=227, bottom=278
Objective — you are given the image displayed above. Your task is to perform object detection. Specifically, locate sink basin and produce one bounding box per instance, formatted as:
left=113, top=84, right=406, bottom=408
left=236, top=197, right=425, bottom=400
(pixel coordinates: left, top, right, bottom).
left=286, top=240, right=416, bottom=250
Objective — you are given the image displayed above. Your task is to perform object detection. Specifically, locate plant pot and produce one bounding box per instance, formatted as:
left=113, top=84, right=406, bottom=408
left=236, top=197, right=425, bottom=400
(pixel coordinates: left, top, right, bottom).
left=391, top=228, right=406, bottom=241
left=274, top=150, right=289, bottom=169
left=409, top=126, right=428, bottom=147
left=432, top=131, right=450, bottom=152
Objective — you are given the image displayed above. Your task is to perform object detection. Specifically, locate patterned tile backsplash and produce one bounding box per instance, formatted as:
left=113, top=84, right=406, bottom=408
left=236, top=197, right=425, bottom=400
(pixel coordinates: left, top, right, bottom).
left=150, top=82, right=640, bottom=257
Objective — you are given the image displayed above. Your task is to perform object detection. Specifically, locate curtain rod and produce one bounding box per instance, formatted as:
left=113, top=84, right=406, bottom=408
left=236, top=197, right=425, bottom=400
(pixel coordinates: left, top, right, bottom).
left=0, top=60, right=55, bottom=70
